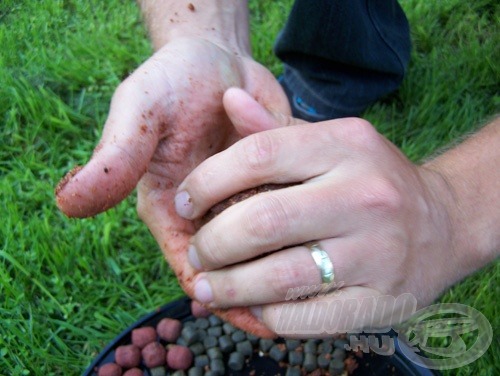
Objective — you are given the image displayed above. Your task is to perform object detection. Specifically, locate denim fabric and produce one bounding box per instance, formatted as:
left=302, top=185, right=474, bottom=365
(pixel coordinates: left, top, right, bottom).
left=275, top=0, right=412, bottom=121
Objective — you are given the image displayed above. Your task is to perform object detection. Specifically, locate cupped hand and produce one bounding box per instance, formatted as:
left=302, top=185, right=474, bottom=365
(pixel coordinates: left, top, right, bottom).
left=175, top=89, right=461, bottom=337
left=55, top=38, right=290, bottom=337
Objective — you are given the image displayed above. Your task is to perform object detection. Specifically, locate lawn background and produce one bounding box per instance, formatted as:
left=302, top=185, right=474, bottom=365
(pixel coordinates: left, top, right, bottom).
left=0, top=0, right=498, bottom=375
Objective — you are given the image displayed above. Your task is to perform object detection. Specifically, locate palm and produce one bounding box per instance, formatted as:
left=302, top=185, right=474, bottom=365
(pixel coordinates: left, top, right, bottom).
left=136, top=38, right=289, bottom=232
left=56, top=38, right=289, bottom=337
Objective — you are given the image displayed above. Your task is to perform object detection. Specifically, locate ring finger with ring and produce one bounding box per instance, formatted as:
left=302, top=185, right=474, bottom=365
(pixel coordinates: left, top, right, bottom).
left=193, top=239, right=362, bottom=309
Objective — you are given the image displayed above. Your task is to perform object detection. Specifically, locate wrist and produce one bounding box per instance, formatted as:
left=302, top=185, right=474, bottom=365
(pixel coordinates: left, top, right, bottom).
left=422, top=121, right=500, bottom=279
left=414, top=166, right=471, bottom=290
left=138, top=0, right=251, bottom=55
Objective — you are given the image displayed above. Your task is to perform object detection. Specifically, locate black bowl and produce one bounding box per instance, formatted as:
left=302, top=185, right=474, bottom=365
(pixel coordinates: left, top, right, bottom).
left=83, top=296, right=440, bottom=376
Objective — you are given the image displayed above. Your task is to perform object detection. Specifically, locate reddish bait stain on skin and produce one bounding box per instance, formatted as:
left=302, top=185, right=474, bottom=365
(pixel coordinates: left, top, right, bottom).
left=140, top=124, right=148, bottom=135
left=174, top=184, right=299, bottom=338
left=55, top=165, right=83, bottom=196
left=55, top=166, right=85, bottom=214
left=163, top=226, right=275, bottom=338
left=93, top=143, right=103, bottom=155
left=158, top=122, right=168, bottom=136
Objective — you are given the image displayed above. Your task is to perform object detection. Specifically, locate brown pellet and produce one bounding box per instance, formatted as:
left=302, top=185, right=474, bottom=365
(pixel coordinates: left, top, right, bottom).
left=123, top=368, right=143, bottom=376
left=98, top=363, right=122, bottom=376
left=115, top=344, right=141, bottom=368
left=131, top=327, right=157, bottom=349
left=157, top=317, right=182, bottom=342
left=142, top=341, right=166, bottom=368
left=166, top=345, right=193, bottom=370
left=191, top=300, right=211, bottom=318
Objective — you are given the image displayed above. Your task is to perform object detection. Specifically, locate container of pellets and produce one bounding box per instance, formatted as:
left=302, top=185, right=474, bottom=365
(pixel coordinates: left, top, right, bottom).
left=83, top=296, right=440, bottom=376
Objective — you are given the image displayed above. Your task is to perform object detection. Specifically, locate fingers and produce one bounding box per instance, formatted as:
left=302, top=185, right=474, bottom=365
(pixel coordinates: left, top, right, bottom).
left=175, top=120, right=360, bottom=220
left=191, top=240, right=356, bottom=308
left=261, top=288, right=418, bottom=337
left=55, top=63, right=167, bottom=218
left=262, top=287, right=380, bottom=337
left=189, top=178, right=369, bottom=271
left=136, top=177, right=277, bottom=339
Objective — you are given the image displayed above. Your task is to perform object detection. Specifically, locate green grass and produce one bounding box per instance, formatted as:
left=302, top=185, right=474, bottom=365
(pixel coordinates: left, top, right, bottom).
left=0, top=0, right=498, bottom=375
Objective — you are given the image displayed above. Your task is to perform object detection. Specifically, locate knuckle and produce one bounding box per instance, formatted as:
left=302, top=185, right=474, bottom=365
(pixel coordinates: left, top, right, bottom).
left=266, top=258, right=305, bottom=298
left=276, top=112, right=295, bottom=127
left=334, top=118, right=380, bottom=149
left=244, top=195, right=291, bottom=248
left=239, top=132, right=278, bottom=174
left=195, top=227, right=228, bottom=269
left=348, top=118, right=377, bottom=137
left=188, top=170, right=215, bottom=206
left=358, top=177, right=403, bottom=214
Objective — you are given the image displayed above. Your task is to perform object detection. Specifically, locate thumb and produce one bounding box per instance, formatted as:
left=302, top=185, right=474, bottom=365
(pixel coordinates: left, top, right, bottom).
left=223, top=87, right=307, bottom=137
left=55, top=78, right=163, bottom=218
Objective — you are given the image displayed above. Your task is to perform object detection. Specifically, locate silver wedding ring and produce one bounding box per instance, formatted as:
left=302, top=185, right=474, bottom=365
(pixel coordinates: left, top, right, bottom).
left=306, top=242, right=334, bottom=284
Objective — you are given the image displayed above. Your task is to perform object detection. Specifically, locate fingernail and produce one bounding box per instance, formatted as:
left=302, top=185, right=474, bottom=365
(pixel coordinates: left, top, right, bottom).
left=188, top=244, right=202, bottom=270
left=174, top=191, right=194, bottom=218
left=250, top=305, right=263, bottom=321
left=194, top=277, right=213, bottom=304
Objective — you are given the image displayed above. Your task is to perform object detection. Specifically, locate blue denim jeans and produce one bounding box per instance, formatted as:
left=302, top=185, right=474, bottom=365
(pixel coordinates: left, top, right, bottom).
left=275, top=0, right=411, bottom=121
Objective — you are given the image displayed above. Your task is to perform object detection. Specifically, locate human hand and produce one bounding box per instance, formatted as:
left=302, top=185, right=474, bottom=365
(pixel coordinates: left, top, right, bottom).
left=55, top=39, right=290, bottom=337
left=175, top=88, right=463, bottom=337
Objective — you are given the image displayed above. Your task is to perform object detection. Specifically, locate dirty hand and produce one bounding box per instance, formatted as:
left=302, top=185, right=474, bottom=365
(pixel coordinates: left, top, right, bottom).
left=55, top=39, right=289, bottom=336
left=56, top=38, right=288, bottom=219
left=175, top=88, right=465, bottom=336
